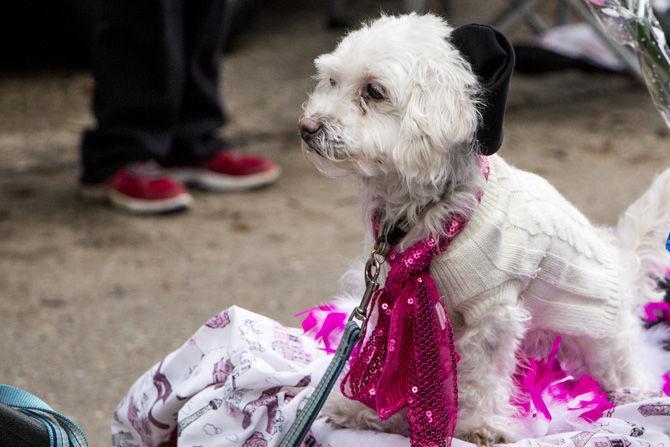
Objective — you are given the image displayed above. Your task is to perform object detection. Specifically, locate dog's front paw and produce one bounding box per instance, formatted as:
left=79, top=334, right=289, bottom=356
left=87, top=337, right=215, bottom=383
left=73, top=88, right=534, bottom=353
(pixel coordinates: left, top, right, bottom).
left=461, top=426, right=507, bottom=447
left=322, top=390, right=409, bottom=436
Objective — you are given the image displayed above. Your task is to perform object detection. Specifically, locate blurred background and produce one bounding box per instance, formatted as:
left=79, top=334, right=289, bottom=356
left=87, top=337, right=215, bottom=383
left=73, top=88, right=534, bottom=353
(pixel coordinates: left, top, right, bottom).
left=1, top=0, right=669, bottom=445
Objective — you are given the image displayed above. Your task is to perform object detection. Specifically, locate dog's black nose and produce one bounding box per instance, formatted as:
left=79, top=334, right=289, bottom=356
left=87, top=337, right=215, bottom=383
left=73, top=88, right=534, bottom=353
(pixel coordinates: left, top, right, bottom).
left=299, top=116, right=322, bottom=140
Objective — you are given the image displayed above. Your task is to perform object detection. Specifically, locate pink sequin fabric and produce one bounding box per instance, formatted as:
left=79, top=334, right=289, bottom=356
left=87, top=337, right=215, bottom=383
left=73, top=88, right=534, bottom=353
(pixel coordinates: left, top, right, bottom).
left=341, top=157, right=489, bottom=447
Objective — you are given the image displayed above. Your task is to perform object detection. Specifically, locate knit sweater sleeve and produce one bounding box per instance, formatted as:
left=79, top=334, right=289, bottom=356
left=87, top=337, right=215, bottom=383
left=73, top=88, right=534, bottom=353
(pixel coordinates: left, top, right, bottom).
left=430, top=155, right=625, bottom=337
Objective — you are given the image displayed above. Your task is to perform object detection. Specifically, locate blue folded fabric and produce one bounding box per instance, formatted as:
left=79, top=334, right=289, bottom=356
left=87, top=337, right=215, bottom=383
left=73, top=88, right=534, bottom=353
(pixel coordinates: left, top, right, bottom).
left=0, top=384, right=88, bottom=447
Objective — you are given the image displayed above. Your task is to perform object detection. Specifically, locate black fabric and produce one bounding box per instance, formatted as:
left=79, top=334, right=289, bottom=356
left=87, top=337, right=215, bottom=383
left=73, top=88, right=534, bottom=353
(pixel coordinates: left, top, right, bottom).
left=378, top=224, right=408, bottom=249
left=0, top=403, right=49, bottom=447
left=450, top=24, right=515, bottom=156
left=80, top=0, right=229, bottom=184
left=0, top=2, right=96, bottom=69
left=645, top=276, right=670, bottom=351
left=661, top=276, right=670, bottom=303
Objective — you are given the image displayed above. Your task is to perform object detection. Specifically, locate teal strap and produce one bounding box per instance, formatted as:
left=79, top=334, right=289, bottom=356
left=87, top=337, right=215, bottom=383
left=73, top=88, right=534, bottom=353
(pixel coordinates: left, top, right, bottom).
left=279, top=321, right=362, bottom=447
left=0, top=384, right=88, bottom=447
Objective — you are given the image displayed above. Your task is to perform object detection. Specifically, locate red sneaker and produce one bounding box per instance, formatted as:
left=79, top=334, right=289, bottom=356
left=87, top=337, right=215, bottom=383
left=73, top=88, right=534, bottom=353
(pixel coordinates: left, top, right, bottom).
left=80, top=161, right=193, bottom=214
left=167, top=150, right=281, bottom=192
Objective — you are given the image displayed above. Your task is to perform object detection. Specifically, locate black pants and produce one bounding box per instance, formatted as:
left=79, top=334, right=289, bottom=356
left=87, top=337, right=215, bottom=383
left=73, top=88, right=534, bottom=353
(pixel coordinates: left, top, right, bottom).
left=81, top=0, right=228, bottom=184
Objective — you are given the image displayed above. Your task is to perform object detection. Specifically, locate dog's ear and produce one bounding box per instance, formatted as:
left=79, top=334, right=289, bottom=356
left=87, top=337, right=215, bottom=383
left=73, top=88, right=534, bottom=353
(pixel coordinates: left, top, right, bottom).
left=450, top=24, right=515, bottom=155
left=395, top=56, right=480, bottom=185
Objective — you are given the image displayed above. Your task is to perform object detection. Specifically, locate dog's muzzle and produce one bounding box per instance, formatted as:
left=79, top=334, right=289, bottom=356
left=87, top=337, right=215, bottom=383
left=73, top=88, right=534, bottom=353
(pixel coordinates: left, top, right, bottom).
left=299, top=116, right=322, bottom=139
left=299, top=116, right=324, bottom=152
left=299, top=116, right=349, bottom=161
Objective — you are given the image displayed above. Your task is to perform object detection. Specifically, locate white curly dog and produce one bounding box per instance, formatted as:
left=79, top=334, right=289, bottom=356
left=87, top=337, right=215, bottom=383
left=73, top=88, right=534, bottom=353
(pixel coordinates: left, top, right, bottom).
left=299, top=13, right=670, bottom=445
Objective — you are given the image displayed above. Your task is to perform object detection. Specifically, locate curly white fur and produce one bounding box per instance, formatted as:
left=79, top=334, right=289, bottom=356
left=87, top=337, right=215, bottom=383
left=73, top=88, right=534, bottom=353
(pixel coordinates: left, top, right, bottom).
left=300, top=13, right=670, bottom=445
left=302, top=13, right=484, bottom=243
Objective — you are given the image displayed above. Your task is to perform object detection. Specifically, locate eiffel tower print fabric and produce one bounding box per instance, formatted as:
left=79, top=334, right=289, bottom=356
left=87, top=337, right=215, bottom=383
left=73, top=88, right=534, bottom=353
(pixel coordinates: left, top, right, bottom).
left=111, top=306, right=670, bottom=447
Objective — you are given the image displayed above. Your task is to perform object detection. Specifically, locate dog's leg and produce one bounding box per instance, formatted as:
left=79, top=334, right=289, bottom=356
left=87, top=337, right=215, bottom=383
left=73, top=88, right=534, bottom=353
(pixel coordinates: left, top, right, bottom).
left=321, top=387, right=409, bottom=435
left=454, top=300, right=528, bottom=446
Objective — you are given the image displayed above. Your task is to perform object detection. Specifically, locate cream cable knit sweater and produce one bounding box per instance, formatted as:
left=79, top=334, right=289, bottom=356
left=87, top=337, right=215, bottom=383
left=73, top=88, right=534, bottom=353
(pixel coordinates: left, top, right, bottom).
left=430, top=155, right=626, bottom=338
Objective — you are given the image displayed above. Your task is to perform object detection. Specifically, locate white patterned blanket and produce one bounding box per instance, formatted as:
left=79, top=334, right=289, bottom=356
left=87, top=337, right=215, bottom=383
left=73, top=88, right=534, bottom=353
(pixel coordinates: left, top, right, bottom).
left=111, top=306, right=670, bottom=447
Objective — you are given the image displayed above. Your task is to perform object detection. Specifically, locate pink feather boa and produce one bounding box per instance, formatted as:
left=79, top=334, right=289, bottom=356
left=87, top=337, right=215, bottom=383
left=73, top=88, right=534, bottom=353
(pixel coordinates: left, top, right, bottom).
left=512, top=337, right=614, bottom=436
left=299, top=268, right=670, bottom=436
left=295, top=304, right=348, bottom=354
left=644, top=301, right=670, bottom=325
left=297, top=306, right=615, bottom=431
left=297, top=250, right=670, bottom=436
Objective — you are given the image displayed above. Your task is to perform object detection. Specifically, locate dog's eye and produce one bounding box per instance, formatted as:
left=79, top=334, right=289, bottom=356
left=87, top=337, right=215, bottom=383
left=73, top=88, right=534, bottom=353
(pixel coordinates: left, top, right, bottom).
left=329, top=78, right=337, bottom=87
left=366, top=83, right=384, bottom=100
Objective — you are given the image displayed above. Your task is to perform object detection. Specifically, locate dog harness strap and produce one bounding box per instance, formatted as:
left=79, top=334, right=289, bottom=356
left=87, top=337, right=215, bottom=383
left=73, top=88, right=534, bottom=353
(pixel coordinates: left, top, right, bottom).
left=278, top=321, right=362, bottom=447
left=377, top=221, right=409, bottom=250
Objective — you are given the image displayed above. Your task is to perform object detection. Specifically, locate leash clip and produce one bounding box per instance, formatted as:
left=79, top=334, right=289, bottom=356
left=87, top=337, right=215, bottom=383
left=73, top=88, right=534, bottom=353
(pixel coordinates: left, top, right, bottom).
left=350, top=217, right=407, bottom=323
left=350, top=247, right=386, bottom=323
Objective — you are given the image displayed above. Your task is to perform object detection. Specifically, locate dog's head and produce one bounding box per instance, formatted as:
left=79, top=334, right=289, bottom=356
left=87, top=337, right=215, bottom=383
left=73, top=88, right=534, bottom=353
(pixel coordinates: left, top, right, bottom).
left=300, top=14, right=513, bottom=188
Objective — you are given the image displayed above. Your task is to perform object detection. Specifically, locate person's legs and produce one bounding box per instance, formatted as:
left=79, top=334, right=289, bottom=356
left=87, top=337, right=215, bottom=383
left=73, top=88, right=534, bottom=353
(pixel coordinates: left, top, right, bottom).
left=79, top=0, right=193, bottom=213
left=80, top=0, right=186, bottom=184
left=165, top=0, right=281, bottom=191
left=169, top=0, right=229, bottom=164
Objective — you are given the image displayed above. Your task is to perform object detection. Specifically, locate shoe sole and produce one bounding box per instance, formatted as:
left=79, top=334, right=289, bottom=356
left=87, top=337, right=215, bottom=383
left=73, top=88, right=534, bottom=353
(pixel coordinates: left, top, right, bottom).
left=79, top=184, right=193, bottom=215
left=168, top=165, right=281, bottom=192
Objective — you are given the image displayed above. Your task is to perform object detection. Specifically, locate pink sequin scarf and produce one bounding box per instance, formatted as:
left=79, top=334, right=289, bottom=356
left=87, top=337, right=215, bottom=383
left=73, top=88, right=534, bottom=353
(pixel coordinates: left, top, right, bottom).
left=340, top=157, right=490, bottom=447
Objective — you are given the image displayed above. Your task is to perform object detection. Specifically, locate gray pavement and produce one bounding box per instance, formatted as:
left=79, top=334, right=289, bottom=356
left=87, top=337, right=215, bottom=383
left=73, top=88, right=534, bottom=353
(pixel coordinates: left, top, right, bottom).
left=1, top=2, right=669, bottom=446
